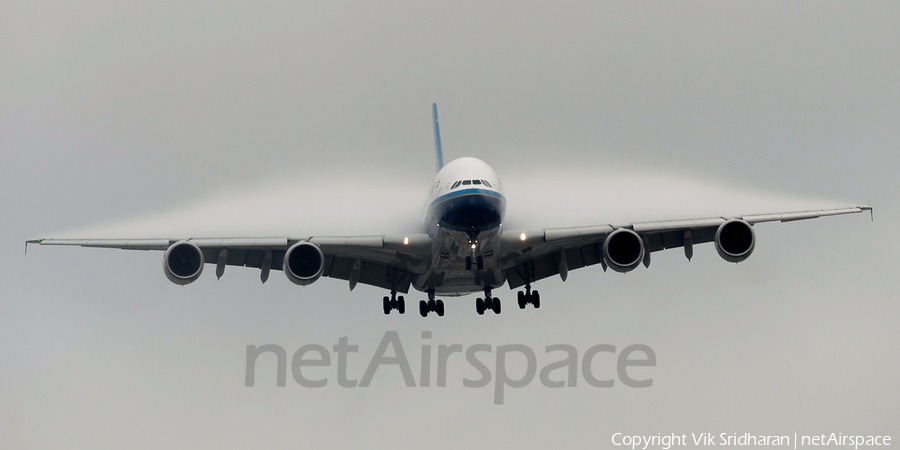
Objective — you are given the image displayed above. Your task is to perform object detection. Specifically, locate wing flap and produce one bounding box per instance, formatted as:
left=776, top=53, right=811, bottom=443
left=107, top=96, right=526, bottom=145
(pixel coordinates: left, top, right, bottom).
left=506, top=242, right=606, bottom=289
left=323, top=256, right=413, bottom=293
left=35, top=238, right=171, bottom=250
left=544, top=225, right=613, bottom=242
left=633, top=218, right=725, bottom=233
left=312, top=236, right=383, bottom=247
left=191, top=237, right=289, bottom=248
left=743, top=207, right=865, bottom=224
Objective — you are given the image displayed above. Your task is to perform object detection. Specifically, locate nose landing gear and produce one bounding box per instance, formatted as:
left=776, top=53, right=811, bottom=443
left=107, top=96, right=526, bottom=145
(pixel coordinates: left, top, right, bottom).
left=464, top=255, right=484, bottom=271
left=464, top=229, right=484, bottom=271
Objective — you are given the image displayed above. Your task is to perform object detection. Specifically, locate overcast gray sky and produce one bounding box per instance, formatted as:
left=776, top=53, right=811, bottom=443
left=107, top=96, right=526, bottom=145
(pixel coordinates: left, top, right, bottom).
left=2, top=1, right=898, bottom=448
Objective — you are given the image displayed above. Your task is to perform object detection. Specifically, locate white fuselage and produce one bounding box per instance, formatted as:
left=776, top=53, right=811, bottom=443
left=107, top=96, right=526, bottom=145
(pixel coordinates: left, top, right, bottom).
left=416, top=157, right=507, bottom=295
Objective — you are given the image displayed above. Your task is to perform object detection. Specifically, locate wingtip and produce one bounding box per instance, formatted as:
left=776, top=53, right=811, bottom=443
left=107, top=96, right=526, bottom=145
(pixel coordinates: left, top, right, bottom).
left=859, top=205, right=874, bottom=222
left=24, top=238, right=42, bottom=255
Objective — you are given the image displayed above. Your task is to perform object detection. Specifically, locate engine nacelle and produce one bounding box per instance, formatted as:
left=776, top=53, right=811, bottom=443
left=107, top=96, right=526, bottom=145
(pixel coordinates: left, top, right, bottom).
left=163, top=241, right=205, bottom=285
left=284, top=242, right=325, bottom=286
left=715, top=219, right=755, bottom=263
left=603, top=228, right=645, bottom=273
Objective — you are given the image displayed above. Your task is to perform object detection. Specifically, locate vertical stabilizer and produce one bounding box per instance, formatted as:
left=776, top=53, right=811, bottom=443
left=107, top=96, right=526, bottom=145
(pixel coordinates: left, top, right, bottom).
left=433, top=103, right=444, bottom=173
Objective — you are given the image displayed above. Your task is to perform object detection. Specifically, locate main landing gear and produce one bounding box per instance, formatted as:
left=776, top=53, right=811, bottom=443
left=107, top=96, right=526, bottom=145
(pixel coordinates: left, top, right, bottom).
left=383, top=290, right=405, bottom=315
left=517, top=282, right=540, bottom=309
left=419, top=290, right=445, bottom=317
left=476, top=286, right=501, bottom=315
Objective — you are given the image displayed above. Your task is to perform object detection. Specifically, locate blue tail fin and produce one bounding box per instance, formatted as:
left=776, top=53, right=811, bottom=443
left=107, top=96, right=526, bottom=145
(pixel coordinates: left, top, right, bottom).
left=433, top=103, right=444, bottom=173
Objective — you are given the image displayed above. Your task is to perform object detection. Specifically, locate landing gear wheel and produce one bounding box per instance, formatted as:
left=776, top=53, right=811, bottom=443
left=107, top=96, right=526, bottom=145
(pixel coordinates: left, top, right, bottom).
left=398, top=296, right=405, bottom=314
left=517, top=291, right=526, bottom=309
left=533, top=290, right=541, bottom=309
left=419, top=300, right=428, bottom=317
left=476, top=298, right=485, bottom=315
left=492, top=297, right=501, bottom=314
left=465, top=256, right=472, bottom=271
left=383, top=296, right=390, bottom=315
left=477, top=255, right=484, bottom=270
left=436, top=299, right=445, bottom=317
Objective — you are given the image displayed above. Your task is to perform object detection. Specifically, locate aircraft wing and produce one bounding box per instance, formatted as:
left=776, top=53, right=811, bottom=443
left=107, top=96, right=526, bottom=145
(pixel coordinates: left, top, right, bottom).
left=26, top=234, right=433, bottom=293
left=499, top=206, right=872, bottom=289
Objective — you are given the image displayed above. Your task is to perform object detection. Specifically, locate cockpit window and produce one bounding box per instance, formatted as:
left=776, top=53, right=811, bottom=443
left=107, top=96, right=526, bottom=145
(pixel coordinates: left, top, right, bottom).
left=472, top=180, right=481, bottom=185
left=462, top=180, right=472, bottom=185
left=481, top=180, right=492, bottom=187
left=451, top=181, right=461, bottom=189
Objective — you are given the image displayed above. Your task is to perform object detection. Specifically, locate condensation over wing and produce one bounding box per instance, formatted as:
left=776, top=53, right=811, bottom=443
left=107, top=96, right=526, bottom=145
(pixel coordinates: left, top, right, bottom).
left=500, top=206, right=871, bottom=289
left=27, top=234, right=432, bottom=293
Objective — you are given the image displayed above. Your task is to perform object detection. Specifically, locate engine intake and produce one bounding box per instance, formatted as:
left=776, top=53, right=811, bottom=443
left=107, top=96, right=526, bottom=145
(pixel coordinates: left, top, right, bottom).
left=603, top=228, right=644, bottom=273
left=284, top=242, right=325, bottom=286
left=163, top=241, right=204, bottom=285
left=715, top=219, right=755, bottom=263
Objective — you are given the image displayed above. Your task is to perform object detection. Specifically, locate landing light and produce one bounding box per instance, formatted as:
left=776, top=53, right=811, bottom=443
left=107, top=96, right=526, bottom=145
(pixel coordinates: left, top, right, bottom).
left=520, top=232, right=526, bottom=241
left=404, top=237, right=409, bottom=245
left=471, top=243, right=477, bottom=250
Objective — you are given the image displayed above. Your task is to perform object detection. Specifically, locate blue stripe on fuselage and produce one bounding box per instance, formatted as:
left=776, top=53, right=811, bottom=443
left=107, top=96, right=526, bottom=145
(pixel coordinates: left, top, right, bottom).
left=427, top=188, right=506, bottom=232
left=428, top=188, right=506, bottom=210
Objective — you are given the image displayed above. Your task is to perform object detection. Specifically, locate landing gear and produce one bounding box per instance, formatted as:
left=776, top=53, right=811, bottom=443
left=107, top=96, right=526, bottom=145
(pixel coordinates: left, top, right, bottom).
left=465, top=255, right=485, bottom=271
left=476, top=296, right=500, bottom=314
left=517, top=282, right=540, bottom=309
left=476, top=286, right=501, bottom=315
left=419, top=290, right=444, bottom=317
left=383, top=291, right=405, bottom=315
left=464, top=227, right=483, bottom=272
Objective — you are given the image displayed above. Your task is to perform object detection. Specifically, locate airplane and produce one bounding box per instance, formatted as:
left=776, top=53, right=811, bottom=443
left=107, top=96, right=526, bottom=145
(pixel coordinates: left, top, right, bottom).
left=26, top=104, right=873, bottom=317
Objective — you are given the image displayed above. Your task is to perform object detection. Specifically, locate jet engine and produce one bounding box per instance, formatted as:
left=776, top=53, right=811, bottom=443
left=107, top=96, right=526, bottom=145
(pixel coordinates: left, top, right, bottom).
left=163, top=241, right=205, bottom=285
left=284, top=242, right=325, bottom=286
left=603, top=228, right=645, bottom=273
left=715, top=219, right=755, bottom=263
